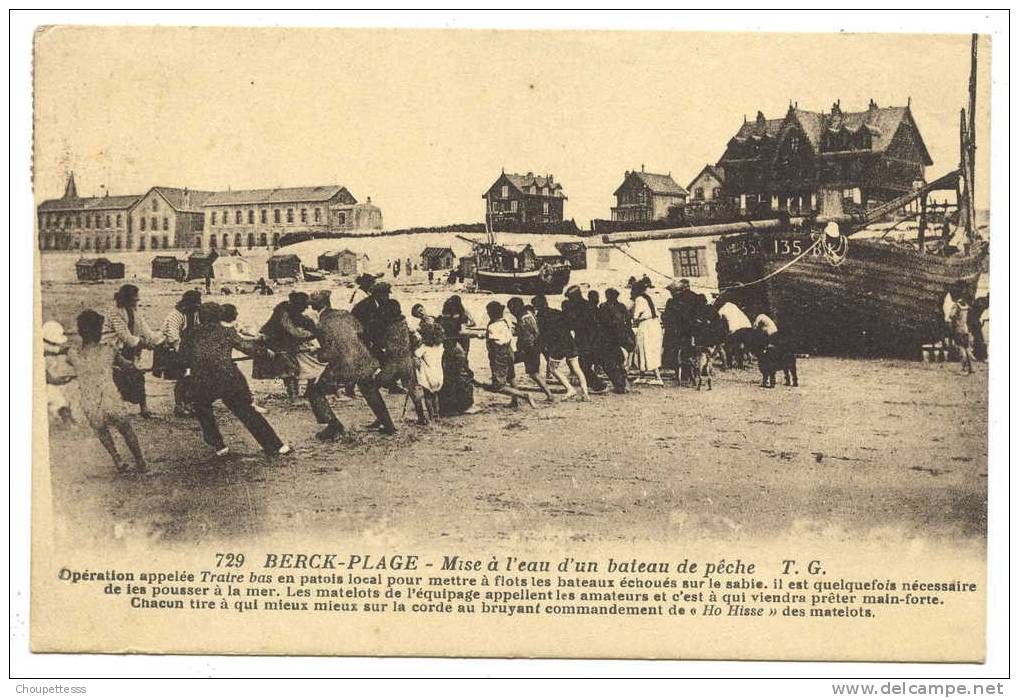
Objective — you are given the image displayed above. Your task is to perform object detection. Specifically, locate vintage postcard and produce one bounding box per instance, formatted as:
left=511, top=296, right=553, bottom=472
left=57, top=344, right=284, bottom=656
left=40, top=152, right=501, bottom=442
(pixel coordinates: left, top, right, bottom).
left=30, top=25, right=991, bottom=661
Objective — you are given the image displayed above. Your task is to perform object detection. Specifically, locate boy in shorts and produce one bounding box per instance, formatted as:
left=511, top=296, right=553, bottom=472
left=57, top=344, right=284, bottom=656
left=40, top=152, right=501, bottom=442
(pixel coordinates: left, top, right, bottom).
left=485, top=301, right=536, bottom=409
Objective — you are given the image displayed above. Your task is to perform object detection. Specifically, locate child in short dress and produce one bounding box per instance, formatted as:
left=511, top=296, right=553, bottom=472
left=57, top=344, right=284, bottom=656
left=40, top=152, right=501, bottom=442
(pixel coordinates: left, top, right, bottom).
left=68, top=310, right=147, bottom=474
left=413, top=322, right=446, bottom=419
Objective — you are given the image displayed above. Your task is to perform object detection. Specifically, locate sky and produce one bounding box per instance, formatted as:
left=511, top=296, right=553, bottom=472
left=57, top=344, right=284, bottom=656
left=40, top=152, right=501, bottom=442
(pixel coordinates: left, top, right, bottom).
left=33, top=27, right=991, bottom=229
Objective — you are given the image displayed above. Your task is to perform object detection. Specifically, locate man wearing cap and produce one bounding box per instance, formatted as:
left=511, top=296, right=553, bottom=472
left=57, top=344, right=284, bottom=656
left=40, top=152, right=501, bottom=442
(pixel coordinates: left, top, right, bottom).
left=663, top=278, right=699, bottom=384
left=561, top=285, right=608, bottom=393
left=307, top=290, right=397, bottom=439
left=182, top=302, right=291, bottom=458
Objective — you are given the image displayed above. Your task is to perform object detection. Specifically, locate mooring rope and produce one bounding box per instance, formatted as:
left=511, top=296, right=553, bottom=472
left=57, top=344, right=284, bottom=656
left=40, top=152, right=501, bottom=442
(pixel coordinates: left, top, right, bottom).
left=611, top=233, right=848, bottom=294
left=608, top=244, right=718, bottom=292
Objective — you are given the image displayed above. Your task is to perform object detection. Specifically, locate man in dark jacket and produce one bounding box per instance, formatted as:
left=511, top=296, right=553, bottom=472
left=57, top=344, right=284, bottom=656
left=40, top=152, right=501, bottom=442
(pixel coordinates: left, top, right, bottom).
left=663, top=279, right=700, bottom=384
left=182, top=303, right=290, bottom=457
left=561, top=285, right=608, bottom=392
left=307, top=290, right=397, bottom=439
left=597, top=288, right=631, bottom=393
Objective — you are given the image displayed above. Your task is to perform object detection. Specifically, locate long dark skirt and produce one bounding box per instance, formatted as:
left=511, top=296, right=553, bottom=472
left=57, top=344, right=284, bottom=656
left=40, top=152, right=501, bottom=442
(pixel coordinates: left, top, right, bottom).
left=439, top=344, right=474, bottom=416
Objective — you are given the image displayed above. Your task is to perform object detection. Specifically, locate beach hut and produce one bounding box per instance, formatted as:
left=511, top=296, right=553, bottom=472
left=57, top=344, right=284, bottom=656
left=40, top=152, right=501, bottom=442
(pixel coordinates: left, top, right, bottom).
left=338, top=249, right=368, bottom=275
left=187, top=250, right=218, bottom=281
left=75, top=257, right=111, bottom=282
left=420, top=246, right=456, bottom=271
left=212, top=255, right=253, bottom=283
left=151, top=255, right=186, bottom=281
left=105, top=261, right=126, bottom=280
left=317, top=250, right=343, bottom=272
left=268, top=253, right=303, bottom=280
left=555, top=241, right=588, bottom=270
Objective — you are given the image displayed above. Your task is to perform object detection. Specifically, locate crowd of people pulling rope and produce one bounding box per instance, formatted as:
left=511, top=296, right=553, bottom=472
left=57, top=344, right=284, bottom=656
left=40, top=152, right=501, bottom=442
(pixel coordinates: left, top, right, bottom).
left=43, top=272, right=801, bottom=475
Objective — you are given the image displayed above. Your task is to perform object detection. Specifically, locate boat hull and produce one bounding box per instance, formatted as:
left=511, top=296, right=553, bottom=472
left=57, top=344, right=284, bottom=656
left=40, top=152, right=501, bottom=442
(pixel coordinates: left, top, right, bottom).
left=716, top=232, right=986, bottom=358
left=475, top=265, right=571, bottom=295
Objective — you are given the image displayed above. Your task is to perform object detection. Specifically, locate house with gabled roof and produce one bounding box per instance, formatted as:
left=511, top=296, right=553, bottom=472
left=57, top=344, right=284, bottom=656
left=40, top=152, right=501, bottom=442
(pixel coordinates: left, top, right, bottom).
left=687, top=165, right=726, bottom=203
left=130, top=186, right=215, bottom=251
left=610, top=166, right=688, bottom=223
left=718, top=100, right=933, bottom=216
left=483, top=171, right=566, bottom=231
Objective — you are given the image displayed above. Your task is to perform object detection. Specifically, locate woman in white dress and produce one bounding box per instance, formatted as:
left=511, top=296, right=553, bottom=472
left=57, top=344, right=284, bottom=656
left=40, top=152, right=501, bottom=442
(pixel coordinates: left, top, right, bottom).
left=629, top=281, right=664, bottom=386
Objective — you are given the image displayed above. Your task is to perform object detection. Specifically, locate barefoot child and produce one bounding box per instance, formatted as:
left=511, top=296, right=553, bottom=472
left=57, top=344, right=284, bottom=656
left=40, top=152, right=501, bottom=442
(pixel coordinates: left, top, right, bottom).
left=507, top=297, right=555, bottom=402
left=413, top=322, right=446, bottom=419
left=68, top=310, right=147, bottom=473
left=485, top=301, right=537, bottom=409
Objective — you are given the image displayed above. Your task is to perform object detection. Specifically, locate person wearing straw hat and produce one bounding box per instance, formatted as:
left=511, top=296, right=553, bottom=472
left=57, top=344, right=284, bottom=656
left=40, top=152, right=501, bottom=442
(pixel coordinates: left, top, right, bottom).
left=629, top=279, right=664, bottom=386
left=104, top=284, right=164, bottom=417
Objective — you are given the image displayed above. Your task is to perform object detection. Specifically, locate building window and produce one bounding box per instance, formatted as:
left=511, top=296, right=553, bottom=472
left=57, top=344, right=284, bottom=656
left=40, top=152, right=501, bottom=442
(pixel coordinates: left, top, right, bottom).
left=261, top=209, right=268, bottom=224
left=151, top=216, right=158, bottom=231
left=162, top=235, right=169, bottom=248
left=247, top=233, right=255, bottom=249
left=209, top=236, right=217, bottom=249
left=259, top=233, right=267, bottom=246
left=235, top=210, right=242, bottom=224
left=84, top=238, right=91, bottom=249
left=671, top=246, right=706, bottom=278
left=272, top=233, right=280, bottom=247
left=313, top=208, right=321, bottom=222
left=152, top=198, right=158, bottom=211
left=163, top=217, right=169, bottom=231
left=105, top=215, right=111, bottom=227
left=300, top=208, right=307, bottom=223
left=286, top=208, right=294, bottom=223
left=140, top=217, right=147, bottom=231
left=542, top=200, right=549, bottom=215
left=75, top=215, right=82, bottom=227
left=510, top=200, right=518, bottom=213
left=234, top=232, right=242, bottom=247
left=222, top=233, right=229, bottom=247
left=694, top=187, right=704, bottom=201
left=115, top=236, right=122, bottom=249
left=248, top=210, right=255, bottom=224
left=194, top=235, right=202, bottom=249
left=274, top=209, right=281, bottom=223
left=501, top=185, right=509, bottom=198
left=212, top=212, right=217, bottom=225
left=85, top=216, right=91, bottom=229
left=151, top=236, right=159, bottom=250
left=337, top=212, right=346, bottom=225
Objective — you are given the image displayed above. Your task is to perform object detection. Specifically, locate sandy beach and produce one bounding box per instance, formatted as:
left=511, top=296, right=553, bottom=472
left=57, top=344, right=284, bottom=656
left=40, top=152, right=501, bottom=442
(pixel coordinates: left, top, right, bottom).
left=40, top=270, right=988, bottom=550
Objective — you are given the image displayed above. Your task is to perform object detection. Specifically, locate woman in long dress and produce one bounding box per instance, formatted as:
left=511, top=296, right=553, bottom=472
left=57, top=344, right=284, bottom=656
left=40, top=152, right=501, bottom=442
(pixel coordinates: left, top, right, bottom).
left=630, top=281, right=664, bottom=386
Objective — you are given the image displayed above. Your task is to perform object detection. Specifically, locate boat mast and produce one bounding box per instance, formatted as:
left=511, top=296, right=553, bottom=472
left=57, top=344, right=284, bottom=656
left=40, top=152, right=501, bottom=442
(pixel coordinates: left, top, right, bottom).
left=966, top=32, right=974, bottom=238
left=961, top=33, right=978, bottom=240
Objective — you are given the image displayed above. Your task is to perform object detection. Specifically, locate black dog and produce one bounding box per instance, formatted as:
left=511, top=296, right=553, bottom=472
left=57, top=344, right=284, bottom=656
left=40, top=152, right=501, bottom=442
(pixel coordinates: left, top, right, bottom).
left=749, top=329, right=798, bottom=388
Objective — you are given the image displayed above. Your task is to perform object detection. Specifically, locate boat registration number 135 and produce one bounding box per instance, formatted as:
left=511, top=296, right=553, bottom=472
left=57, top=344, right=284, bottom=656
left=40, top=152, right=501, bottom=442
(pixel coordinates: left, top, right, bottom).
left=723, top=237, right=810, bottom=257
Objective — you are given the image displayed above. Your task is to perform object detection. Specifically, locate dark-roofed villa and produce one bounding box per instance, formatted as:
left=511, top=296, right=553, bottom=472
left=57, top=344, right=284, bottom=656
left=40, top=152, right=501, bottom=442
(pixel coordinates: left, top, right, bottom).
left=611, top=167, right=688, bottom=223
left=718, top=100, right=933, bottom=217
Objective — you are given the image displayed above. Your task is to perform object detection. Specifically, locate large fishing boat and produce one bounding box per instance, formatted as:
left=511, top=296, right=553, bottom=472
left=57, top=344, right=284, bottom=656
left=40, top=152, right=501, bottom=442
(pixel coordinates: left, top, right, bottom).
left=456, top=230, right=572, bottom=295
left=713, top=36, right=987, bottom=358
